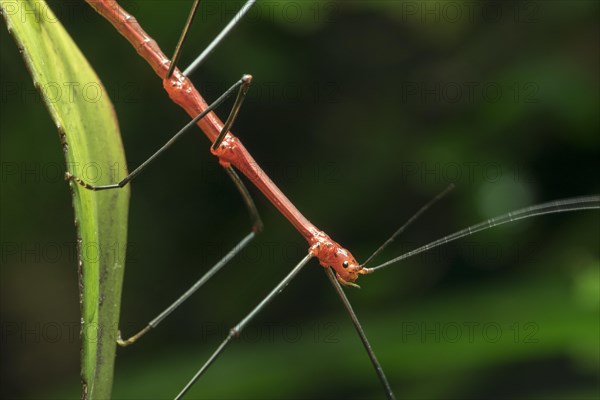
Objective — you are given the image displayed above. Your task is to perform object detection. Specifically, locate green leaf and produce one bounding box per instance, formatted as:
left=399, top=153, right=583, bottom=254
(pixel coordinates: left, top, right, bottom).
left=1, top=1, right=130, bottom=398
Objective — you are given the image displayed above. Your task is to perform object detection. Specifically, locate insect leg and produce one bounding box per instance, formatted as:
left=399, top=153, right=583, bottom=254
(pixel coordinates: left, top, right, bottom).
left=116, top=231, right=256, bottom=346
left=183, top=0, right=256, bottom=77
left=163, top=0, right=256, bottom=78
left=166, top=0, right=201, bottom=79
left=324, top=267, right=396, bottom=400
left=174, top=253, right=313, bottom=399
left=65, top=77, right=246, bottom=191
left=212, top=74, right=252, bottom=150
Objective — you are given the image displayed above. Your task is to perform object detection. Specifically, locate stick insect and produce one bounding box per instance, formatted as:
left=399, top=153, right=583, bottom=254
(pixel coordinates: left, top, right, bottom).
left=2, top=0, right=596, bottom=400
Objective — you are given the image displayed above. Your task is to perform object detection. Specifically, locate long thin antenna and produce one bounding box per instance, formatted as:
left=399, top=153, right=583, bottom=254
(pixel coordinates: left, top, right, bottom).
left=166, top=0, right=201, bottom=79
left=361, top=184, right=455, bottom=268
left=325, top=268, right=396, bottom=400
left=183, top=0, right=256, bottom=76
left=370, top=195, right=600, bottom=272
left=174, top=253, right=314, bottom=400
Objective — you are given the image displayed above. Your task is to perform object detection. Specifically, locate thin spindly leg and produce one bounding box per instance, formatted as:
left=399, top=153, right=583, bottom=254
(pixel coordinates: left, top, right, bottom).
left=162, top=0, right=255, bottom=78
left=117, top=232, right=256, bottom=346
left=210, top=73, right=261, bottom=231
left=325, top=268, right=396, bottom=400
left=117, top=155, right=263, bottom=346
left=183, top=0, right=257, bottom=77
left=213, top=74, right=252, bottom=150
left=225, top=166, right=263, bottom=233
left=174, top=253, right=314, bottom=400
left=117, top=165, right=264, bottom=347
left=102, top=58, right=257, bottom=345
left=65, top=77, right=247, bottom=191
left=166, top=0, right=201, bottom=79
left=117, top=167, right=265, bottom=345
left=86, top=0, right=266, bottom=357
left=118, top=153, right=264, bottom=346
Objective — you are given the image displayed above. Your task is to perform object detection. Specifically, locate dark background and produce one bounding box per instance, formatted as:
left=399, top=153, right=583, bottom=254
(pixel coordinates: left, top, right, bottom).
left=1, top=1, right=599, bottom=399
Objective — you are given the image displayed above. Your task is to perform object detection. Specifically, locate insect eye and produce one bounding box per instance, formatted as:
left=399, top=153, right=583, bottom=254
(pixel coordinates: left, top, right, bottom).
left=342, top=261, right=349, bottom=268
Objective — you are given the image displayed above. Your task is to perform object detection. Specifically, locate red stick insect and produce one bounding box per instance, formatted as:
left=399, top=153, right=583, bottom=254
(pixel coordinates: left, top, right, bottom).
left=59, top=1, right=600, bottom=398
left=3, top=0, right=597, bottom=398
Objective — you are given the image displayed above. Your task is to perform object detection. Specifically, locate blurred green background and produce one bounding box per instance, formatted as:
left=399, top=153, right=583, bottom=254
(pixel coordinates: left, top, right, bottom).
left=1, top=0, right=599, bottom=399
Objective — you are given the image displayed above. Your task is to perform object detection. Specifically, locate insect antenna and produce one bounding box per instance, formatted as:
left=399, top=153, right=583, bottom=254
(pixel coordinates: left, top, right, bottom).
left=361, top=184, right=455, bottom=268
left=324, top=185, right=455, bottom=399
left=370, top=194, right=600, bottom=272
